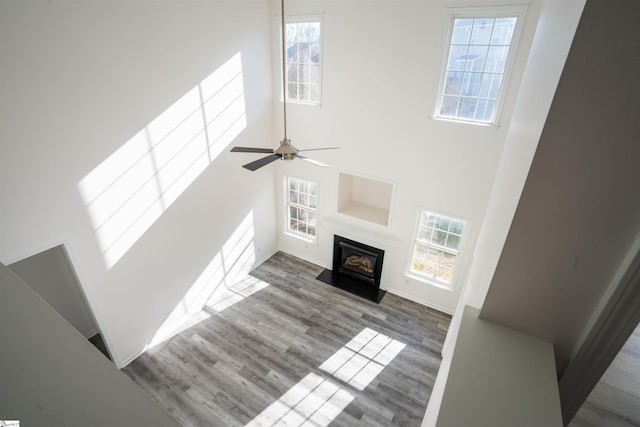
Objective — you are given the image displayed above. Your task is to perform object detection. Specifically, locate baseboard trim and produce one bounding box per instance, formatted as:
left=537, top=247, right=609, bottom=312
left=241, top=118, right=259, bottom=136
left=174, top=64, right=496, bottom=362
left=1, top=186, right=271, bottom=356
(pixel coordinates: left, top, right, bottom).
left=385, top=288, right=454, bottom=316
left=250, top=248, right=280, bottom=272
left=119, top=348, right=145, bottom=369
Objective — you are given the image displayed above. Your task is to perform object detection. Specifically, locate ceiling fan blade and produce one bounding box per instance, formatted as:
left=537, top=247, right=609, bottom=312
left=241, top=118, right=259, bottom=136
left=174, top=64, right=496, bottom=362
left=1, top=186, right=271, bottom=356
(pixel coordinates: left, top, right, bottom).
left=296, top=147, right=340, bottom=152
left=231, top=146, right=274, bottom=153
left=295, top=154, right=329, bottom=167
left=242, top=154, right=281, bottom=171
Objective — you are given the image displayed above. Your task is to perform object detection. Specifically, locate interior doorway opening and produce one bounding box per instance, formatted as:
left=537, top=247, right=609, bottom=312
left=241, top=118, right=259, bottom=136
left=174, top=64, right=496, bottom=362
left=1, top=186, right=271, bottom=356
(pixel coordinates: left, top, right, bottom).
left=7, top=244, right=112, bottom=361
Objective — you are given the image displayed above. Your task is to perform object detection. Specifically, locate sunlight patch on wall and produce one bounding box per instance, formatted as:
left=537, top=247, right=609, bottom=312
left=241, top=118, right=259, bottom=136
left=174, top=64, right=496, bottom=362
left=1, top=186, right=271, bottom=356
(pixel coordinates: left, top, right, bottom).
left=320, top=327, right=406, bottom=391
left=246, top=372, right=354, bottom=427
left=148, top=212, right=260, bottom=348
left=79, top=53, right=246, bottom=268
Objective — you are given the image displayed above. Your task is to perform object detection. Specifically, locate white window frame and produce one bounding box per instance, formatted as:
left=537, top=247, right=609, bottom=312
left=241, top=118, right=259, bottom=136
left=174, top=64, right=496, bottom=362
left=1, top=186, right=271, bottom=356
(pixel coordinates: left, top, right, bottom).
left=406, top=208, right=468, bottom=290
left=283, top=14, right=324, bottom=106
left=434, top=6, right=527, bottom=126
left=285, top=175, right=319, bottom=242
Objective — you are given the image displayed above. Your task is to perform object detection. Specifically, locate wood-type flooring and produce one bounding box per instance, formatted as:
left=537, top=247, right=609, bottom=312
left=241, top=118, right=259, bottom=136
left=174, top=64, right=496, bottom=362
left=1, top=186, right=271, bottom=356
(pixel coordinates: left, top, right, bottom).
left=123, top=251, right=450, bottom=426
left=569, top=323, right=640, bottom=427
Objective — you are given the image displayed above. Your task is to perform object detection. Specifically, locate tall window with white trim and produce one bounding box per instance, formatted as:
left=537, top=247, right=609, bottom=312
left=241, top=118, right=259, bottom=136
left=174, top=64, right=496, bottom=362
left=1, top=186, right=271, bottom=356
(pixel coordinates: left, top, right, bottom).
left=285, top=16, right=322, bottom=104
left=435, top=8, right=525, bottom=124
left=286, top=176, right=318, bottom=239
left=409, top=210, right=466, bottom=288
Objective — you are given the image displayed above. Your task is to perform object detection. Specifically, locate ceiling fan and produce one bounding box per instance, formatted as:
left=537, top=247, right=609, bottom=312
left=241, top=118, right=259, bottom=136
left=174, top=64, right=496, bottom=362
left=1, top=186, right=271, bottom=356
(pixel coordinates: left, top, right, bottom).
left=230, top=0, right=338, bottom=171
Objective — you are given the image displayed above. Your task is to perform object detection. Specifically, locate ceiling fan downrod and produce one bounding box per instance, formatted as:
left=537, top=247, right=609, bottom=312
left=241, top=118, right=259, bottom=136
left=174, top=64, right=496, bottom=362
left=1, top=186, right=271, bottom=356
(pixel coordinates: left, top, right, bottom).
left=228, top=0, right=338, bottom=171
left=281, top=0, right=288, bottom=142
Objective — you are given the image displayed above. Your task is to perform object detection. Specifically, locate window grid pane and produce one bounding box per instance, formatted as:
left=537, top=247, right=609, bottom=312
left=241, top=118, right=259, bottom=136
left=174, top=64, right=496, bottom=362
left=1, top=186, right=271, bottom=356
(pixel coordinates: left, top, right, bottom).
left=410, top=210, right=466, bottom=286
left=285, top=19, right=322, bottom=104
left=287, top=177, right=318, bottom=239
left=438, top=15, right=518, bottom=123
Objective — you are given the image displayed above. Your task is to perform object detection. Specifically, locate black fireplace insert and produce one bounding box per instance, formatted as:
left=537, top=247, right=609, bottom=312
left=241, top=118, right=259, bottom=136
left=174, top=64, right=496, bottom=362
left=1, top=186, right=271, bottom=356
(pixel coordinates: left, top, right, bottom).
left=316, top=235, right=386, bottom=303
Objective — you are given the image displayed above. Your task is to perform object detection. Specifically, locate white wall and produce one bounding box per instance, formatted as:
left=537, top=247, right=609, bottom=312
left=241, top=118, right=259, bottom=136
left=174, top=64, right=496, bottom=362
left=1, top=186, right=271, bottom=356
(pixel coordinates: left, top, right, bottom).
left=274, top=0, right=557, bottom=314
left=0, top=0, right=278, bottom=367
left=0, top=0, right=589, bottom=370
left=480, top=0, right=640, bottom=373
left=423, top=0, right=585, bottom=422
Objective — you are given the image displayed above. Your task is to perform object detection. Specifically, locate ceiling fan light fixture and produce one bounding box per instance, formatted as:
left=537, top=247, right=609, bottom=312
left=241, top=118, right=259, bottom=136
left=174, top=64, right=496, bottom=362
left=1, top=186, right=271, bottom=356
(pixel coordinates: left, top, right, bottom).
left=274, top=138, right=298, bottom=160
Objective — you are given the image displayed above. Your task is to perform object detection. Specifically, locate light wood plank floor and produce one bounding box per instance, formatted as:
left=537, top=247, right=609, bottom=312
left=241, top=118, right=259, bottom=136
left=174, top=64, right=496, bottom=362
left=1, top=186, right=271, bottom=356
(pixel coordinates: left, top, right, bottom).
left=123, top=251, right=450, bottom=426
left=569, top=323, right=640, bottom=427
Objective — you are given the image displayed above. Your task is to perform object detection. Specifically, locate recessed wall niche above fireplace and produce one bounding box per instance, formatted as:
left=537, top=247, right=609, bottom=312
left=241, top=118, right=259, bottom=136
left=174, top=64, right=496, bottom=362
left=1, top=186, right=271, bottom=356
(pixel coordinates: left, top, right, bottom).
left=337, top=172, right=394, bottom=226
left=316, top=235, right=386, bottom=303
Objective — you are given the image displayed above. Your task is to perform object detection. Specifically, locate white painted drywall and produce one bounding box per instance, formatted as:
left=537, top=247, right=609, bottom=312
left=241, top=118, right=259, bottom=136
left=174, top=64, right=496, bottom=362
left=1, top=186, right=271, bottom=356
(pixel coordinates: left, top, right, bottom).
left=480, top=0, right=640, bottom=373
left=0, top=0, right=278, bottom=367
left=460, top=0, right=587, bottom=311
left=274, top=0, right=581, bottom=314
left=424, top=1, right=597, bottom=423
left=8, top=244, right=98, bottom=338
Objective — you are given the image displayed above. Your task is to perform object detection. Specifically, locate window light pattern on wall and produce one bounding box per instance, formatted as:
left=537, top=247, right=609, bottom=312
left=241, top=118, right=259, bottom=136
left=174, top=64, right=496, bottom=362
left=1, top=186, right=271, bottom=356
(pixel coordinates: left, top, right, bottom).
left=148, top=212, right=261, bottom=348
left=437, top=15, right=519, bottom=123
left=410, top=210, right=466, bottom=287
left=287, top=176, right=318, bottom=239
left=79, top=53, right=246, bottom=268
left=285, top=18, right=322, bottom=104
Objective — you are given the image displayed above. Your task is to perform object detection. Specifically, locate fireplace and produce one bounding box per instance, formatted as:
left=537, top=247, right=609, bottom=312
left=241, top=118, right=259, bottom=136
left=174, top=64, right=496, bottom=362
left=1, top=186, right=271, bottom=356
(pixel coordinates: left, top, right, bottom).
left=316, top=235, right=386, bottom=303
left=334, top=236, right=384, bottom=286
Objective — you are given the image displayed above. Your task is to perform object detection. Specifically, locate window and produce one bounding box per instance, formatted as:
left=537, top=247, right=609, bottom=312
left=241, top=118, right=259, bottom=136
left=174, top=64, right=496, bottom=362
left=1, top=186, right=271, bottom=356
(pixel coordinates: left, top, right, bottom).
left=287, top=176, right=318, bottom=239
left=285, top=16, right=322, bottom=104
left=435, top=8, right=525, bottom=124
left=409, top=210, right=466, bottom=288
